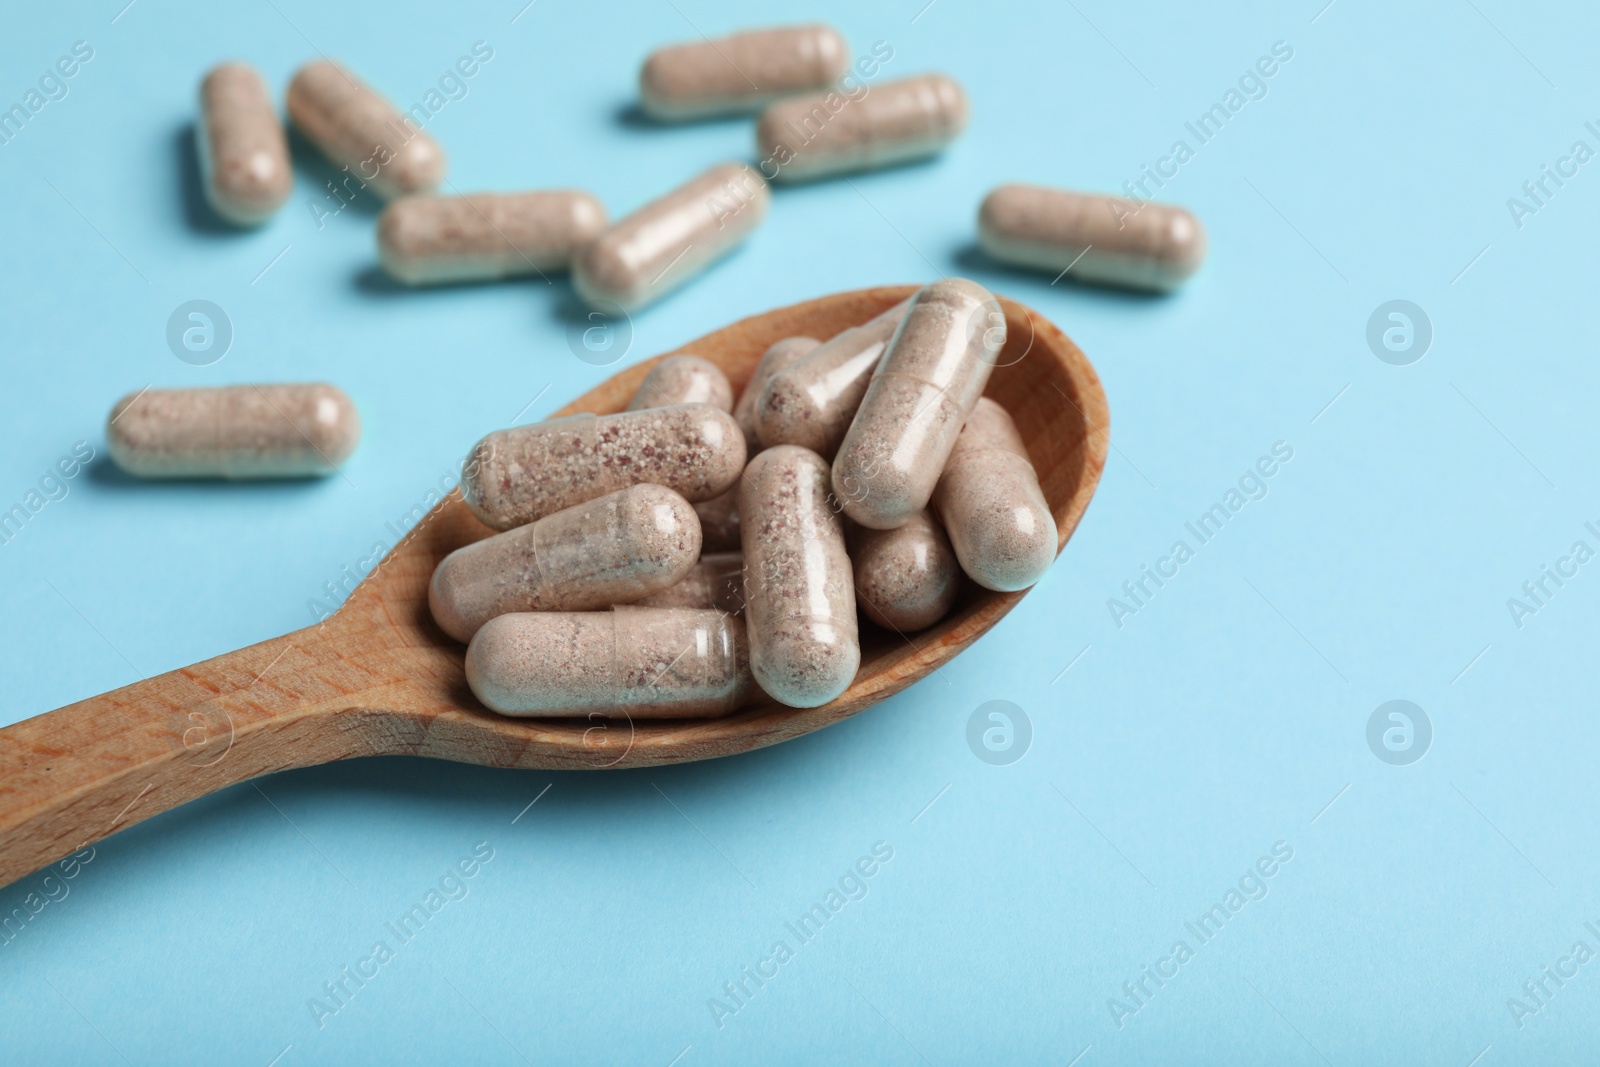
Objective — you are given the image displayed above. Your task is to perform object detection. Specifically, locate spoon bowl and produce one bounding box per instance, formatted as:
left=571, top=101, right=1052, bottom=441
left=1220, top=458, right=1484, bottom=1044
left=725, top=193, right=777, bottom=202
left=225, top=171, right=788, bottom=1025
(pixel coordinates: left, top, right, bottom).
left=0, top=285, right=1107, bottom=889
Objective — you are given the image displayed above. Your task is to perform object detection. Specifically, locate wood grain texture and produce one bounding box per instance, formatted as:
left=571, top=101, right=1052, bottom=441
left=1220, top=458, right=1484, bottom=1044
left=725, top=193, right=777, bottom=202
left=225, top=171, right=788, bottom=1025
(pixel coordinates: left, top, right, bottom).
left=0, top=285, right=1107, bottom=889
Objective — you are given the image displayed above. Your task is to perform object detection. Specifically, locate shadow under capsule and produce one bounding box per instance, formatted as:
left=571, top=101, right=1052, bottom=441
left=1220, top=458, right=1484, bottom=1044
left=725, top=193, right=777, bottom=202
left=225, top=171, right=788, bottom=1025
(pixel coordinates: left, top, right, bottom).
left=611, top=99, right=758, bottom=131
left=174, top=123, right=248, bottom=236
left=950, top=242, right=1180, bottom=305
left=287, top=126, right=385, bottom=220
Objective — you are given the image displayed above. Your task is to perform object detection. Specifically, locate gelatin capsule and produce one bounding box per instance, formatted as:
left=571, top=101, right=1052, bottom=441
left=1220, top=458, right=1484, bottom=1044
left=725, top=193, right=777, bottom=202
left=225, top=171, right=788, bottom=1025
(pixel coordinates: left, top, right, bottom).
left=757, top=73, right=967, bottom=183
left=739, top=445, right=859, bottom=708
left=107, top=384, right=359, bottom=479
left=685, top=338, right=821, bottom=552
left=462, top=405, right=745, bottom=531
left=833, top=278, right=1003, bottom=529
left=978, top=184, right=1207, bottom=291
left=754, top=300, right=909, bottom=457
left=628, top=355, right=734, bottom=413
left=850, top=509, right=960, bottom=632
left=634, top=552, right=746, bottom=613
left=734, top=335, right=819, bottom=455
left=625, top=356, right=738, bottom=549
left=287, top=60, right=446, bottom=200
left=198, top=62, right=291, bottom=226
left=933, top=397, right=1057, bottom=592
left=377, top=190, right=607, bottom=285
left=573, top=163, right=769, bottom=311
left=429, top=484, right=701, bottom=643
left=466, top=607, right=753, bottom=718
left=640, top=24, right=849, bottom=121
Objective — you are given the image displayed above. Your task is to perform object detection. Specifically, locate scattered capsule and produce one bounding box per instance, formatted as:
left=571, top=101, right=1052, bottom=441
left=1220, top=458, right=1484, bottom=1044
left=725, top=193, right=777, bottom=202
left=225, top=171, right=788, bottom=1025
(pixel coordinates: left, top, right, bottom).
left=106, top=384, right=360, bottom=479
left=462, top=405, right=745, bottom=531
left=734, top=336, right=819, bottom=456
left=850, top=510, right=960, bottom=632
left=198, top=62, right=291, bottom=226
left=757, top=73, right=968, bottom=183
left=640, top=24, right=850, bottom=121
left=634, top=552, right=746, bottom=613
left=429, top=485, right=701, bottom=643
left=755, top=299, right=909, bottom=457
left=933, top=397, right=1057, bottom=592
left=573, top=163, right=769, bottom=311
left=833, top=278, right=1003, bottom=529
left=739, top=445, right=859, bottom=708
left=628, top=354, right=734, bottom=413
left=978, top=183, right=1207, bottom=291
left=287, top=59, right=446, bottom=201
left=466, top=607, right=753, bottom=717
left=377, top=191, right=607, bottom=285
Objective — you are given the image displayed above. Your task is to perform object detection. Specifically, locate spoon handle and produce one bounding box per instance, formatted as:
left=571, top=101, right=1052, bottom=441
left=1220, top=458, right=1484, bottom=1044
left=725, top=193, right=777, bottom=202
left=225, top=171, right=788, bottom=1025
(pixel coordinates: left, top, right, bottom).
left=0, top=622, right=382, bottom=890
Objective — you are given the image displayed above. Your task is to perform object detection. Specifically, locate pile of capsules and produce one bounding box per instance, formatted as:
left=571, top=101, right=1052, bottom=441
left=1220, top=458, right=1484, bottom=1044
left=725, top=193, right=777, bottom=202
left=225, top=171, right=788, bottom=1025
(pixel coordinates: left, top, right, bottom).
left=439, top=275, right=1055, bottom=716
left=193, top=22, right=1207, bottom=309
left=104, top=24, right=1210, bottom=716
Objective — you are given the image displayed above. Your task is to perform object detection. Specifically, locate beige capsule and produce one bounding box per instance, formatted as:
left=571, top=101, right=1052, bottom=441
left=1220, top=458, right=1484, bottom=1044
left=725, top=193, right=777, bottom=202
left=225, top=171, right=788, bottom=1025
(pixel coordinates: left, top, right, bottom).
left=680, top=337, right=821, bottom=553
left=690, top=336, right=822, bottom=552
left=429, top=484, right=701, bottom=643
left=466, top=607, right=753, bottom=717
left=933, top=397, right=1057, bottom=592
left=572, top=163, right=769, bottom=311
left=739, top=445, right=858, bottom=708
left=755, top=300, right=909, bottom=458
left=757, top=73, right=968, bottom=183
left=634, top=552, right=746, bottom=613
left=850, top=510, right=960, bottom=632
left=628, top=355, right=734, bottom=413
left=978, top=184, right=1207, bottom=292
left=734, top=335, right=819, bottom=455
left=640, top=23, right=850, bottom=121
left=833, top=278, right=1003, bottom=529
left=287, top=60, right=446, bottom=200
left=377, top=191, right=607, bottom=285
left=198, top=62, right=292, bottom=226
left=107, top=384, right=359, bottom=479
left=462, top=405, right=745, bottom=531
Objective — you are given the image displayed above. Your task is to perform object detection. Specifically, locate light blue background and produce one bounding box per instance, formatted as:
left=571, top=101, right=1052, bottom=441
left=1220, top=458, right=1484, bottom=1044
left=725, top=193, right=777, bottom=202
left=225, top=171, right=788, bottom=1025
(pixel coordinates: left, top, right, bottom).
left=3, top=0, right=1598, bottom=1062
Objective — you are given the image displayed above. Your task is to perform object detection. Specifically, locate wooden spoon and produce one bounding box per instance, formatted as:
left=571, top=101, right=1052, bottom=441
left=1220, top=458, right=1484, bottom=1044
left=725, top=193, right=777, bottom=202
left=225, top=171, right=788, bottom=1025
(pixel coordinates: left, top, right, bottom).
left=0, top=285, right=1107, bottom=889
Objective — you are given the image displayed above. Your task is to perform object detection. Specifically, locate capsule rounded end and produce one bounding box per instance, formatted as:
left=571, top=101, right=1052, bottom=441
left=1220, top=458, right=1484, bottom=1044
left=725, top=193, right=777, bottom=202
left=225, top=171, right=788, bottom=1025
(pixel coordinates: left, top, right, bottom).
left=614, top=483, right=704, bottom=580
left=1163, top=207, right=1209, bottom=283
left=464, top=614, right=523, bottom=714
left=687, top=406, right=749, bottom=498
left=384, top=137, right=447, bottom=198
left=428, top=548, right=482, bottom=644
left=750, top=617, right=861, bottom=709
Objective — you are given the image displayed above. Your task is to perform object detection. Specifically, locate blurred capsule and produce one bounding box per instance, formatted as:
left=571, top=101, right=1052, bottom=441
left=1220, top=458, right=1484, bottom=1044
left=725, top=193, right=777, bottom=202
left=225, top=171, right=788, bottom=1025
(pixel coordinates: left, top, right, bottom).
left=107, top=384, right=359, bottom=479
left=377, top=190, right=607, bottom=284
left=757, top=73, right=968, bottom=182
left=198, top=62, right=291, bottom=226
left=628, top=355, right=734, bottom=412
left=640, top=24, right=850, bottom=120
left=287, top=59, right=446, bottom=200
left=573, top=163, right=769, bottom=310
left=979, top=184, right=1206, bottom=291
